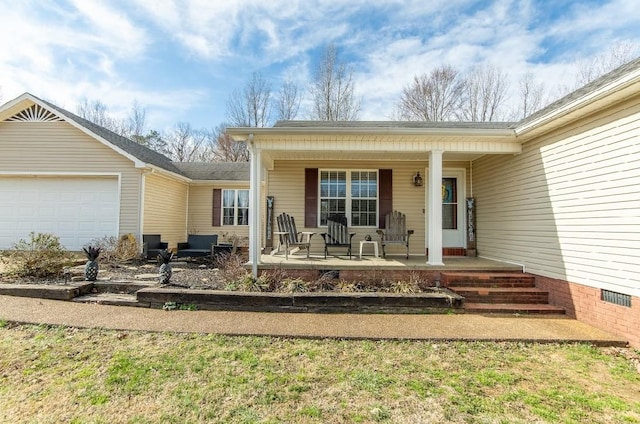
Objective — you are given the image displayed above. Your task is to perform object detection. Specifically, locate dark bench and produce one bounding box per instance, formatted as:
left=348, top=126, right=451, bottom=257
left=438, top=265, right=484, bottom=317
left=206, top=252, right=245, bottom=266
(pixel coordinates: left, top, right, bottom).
left=176, top=234, right=218, bottom=258
left=142, top=234, right=168, bottom=260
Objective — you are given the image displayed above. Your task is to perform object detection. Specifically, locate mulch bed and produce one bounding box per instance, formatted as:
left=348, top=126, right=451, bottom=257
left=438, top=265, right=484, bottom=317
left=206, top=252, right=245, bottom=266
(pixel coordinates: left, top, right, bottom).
left=0, top=260, right=227, bottom=290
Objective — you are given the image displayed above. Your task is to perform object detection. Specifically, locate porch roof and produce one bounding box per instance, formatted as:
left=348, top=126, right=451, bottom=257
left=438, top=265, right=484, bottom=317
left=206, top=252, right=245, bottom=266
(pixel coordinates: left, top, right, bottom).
left=227, top=121, right=521, bottom=164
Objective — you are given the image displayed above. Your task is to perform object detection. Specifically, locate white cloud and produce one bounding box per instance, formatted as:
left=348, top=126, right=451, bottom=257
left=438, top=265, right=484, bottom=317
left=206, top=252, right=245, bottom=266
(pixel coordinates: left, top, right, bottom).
left=1, top=0, right=639, bottom=128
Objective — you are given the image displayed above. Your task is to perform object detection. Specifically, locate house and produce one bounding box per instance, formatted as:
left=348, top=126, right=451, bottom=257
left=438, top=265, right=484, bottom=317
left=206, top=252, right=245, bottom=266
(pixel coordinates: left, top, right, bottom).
left=0, top=93, right=250, bottom=251
left=228, top=57, right=640, bottom=347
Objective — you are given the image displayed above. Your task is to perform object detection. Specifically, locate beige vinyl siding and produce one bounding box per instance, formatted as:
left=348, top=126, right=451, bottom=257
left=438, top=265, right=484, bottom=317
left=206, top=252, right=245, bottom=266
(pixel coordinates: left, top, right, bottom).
left=267, top=160, right=469, bottom=256
left=142, top=173, right=189, bottom=248
left=0, top=121, right=142, bottom=236
left=187, top=183, right=250, bottom=244
left=473, top=96, right=640, bottom=297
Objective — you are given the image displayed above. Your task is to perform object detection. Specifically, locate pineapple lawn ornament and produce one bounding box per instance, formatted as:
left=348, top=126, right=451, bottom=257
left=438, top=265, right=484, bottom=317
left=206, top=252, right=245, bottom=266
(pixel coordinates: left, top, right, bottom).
left=83, top=246, right=101, bottom=281
left=158, top=249, right=173, bottom=284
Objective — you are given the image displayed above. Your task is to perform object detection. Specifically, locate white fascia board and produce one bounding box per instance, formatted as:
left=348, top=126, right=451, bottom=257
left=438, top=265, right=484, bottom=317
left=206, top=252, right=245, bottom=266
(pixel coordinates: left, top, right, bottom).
left=0, top=92, right=33, bottom=120
left=227, top=126, right=515, bottom=140
left=145, top=165, right=192, bottom=183
left=515, top=69, right=640, bottom=137
left=188, top=180, right=250, bottom=186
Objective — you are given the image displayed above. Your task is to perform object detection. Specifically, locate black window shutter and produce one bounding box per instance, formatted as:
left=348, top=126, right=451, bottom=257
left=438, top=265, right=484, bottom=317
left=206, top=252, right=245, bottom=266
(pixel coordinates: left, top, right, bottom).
left=379, top=169, right=392, bottom=228
left=305, top=168, right=318, bottom=228
left=212, top=189, right=221, bottom=227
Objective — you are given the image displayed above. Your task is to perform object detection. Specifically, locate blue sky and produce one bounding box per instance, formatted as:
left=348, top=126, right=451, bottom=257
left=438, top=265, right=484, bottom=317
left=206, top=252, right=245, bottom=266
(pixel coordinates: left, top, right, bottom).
left=1, top=0, right=639, bottom=132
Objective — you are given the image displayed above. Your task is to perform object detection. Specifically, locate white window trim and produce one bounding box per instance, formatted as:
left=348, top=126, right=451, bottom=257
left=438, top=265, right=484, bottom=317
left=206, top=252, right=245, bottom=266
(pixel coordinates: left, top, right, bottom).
left=318, top=169, right=379, bottom=228
left=222, top=189, right=249, bottom=226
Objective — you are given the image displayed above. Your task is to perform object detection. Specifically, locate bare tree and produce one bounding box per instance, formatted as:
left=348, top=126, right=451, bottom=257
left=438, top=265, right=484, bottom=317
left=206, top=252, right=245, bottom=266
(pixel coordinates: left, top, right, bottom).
left=458, top=64, right=510, bottom=122
left=516, top=72, right=545, bottom=119
left=164, top=122, right=211, bottom=162
left=76, top=98, right=123, bottom=133
left=396, top=65, right=465, bottom=121
left=309, top=43, right=361, bottom=121
left=126, top=100, right=147, bottom=139
left=274, top=78, right=301, bottom=121
left=211, top=124, right=249, bottom=162
left=575, top=41, right=639, bottom=87
left=76, top=98, right=151, bottom=140
left=226, top=72, right=272, bottom=127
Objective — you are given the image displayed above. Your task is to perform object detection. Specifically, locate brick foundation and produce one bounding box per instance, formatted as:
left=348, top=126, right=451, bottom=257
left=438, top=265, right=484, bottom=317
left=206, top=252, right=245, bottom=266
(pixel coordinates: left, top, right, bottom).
left=424, top=248, right=467, bottom=256
left=258, top=268, right=441, bottom=286
left=536, top=275, right=639, bottom=348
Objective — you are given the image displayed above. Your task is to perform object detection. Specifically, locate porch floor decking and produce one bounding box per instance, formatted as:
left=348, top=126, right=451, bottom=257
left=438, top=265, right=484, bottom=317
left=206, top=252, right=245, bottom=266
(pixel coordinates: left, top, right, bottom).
left=256, top=254, right=522, bottom=272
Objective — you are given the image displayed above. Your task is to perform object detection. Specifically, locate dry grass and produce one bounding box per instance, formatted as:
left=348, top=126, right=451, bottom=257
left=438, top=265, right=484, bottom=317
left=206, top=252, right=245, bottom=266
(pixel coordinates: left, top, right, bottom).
left=0, top=323, right=639, bottom=423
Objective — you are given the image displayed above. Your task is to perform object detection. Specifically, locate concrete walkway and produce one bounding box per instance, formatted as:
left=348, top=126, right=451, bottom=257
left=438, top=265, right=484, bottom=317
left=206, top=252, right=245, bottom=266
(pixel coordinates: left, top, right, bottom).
left=0, top=295, right=627, bottom=346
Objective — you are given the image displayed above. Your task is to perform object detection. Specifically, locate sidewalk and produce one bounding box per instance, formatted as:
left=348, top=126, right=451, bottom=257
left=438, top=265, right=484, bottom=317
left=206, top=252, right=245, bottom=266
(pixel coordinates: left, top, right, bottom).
left=0, top=295, right=627, bottom=346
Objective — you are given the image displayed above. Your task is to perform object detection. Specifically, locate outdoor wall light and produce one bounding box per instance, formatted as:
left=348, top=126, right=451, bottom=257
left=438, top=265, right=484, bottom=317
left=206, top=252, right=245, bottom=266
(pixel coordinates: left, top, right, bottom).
left=413, top=172, right=423, bottom=187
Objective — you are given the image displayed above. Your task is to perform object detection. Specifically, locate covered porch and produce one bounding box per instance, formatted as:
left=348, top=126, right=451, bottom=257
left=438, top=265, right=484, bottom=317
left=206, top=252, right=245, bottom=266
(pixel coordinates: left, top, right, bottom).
left=228, top=121, right=521, bottom=279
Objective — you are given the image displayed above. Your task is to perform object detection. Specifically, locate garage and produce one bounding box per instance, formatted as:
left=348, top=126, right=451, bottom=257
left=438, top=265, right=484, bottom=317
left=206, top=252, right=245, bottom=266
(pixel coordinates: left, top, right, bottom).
left=0, top=176, right=119, bottom=251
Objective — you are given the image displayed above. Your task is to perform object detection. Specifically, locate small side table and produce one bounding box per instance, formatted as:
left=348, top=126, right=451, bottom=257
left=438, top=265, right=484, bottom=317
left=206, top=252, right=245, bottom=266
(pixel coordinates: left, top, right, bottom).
left=359, top=240, right=379, bottom=259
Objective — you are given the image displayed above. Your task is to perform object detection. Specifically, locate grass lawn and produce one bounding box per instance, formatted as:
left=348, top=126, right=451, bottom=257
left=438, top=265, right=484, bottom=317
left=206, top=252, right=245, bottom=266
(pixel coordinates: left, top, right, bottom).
left=0, top=322, right=639, bottom=423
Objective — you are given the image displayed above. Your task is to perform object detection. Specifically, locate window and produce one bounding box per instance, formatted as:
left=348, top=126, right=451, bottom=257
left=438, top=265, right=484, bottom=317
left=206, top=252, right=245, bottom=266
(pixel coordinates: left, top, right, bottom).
left=222, top=189, right=249, bottom=226
left=442, top=177, right=457, bottom=229
left=351, top=171, right=378, bottom=226
left=320, top=171, right=346, bottom=224
left=319, top=170, right=377, bottom=227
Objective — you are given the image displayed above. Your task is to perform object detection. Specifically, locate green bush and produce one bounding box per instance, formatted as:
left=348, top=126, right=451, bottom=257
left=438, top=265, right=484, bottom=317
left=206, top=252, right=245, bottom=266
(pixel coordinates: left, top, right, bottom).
left=1, top=232, right=73, bottom=278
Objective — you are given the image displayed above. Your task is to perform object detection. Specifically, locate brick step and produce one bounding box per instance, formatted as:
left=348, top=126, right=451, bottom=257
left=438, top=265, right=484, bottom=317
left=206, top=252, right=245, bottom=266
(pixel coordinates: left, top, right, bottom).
left=451, top=287, right=549, bottom=304
left=442, top=272, right=536, bottom=288
left=464, top=302, right=565, bottom=315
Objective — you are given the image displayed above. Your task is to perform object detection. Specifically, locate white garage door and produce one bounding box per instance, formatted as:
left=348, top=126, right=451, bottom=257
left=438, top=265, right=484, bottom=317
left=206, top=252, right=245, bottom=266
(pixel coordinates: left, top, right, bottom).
left=0, top=176, right=119, bottom=250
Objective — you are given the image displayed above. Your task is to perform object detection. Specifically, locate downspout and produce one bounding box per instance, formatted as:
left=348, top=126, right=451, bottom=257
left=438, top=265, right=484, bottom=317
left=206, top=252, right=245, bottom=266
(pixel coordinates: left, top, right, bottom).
left=139, top=168, right=153, bottom=249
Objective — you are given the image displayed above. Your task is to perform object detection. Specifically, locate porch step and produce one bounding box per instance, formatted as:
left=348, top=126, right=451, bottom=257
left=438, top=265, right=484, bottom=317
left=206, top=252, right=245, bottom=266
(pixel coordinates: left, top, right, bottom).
left=453, top=287, right=549, bottom=304
left=442, top=272, right=536, bottom=288
left=464, top=303, right=566, bottom=315
left=443, top=271, right=565, bottom=315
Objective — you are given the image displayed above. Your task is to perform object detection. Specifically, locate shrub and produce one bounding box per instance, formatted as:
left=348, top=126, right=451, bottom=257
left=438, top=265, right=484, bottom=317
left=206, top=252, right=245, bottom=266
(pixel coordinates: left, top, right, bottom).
left=215, top=252, right=251, bottom=285
left=307, top=272, right=337, bottom=292
left=90, top=234, right=141, bottom=264
left=256, top=267, right=290, bottom=292
left=276, top=278, right=308, bottom=293
left=0, top=232, right=73, bottom=278
left=390, top=279, right=420, bottom=293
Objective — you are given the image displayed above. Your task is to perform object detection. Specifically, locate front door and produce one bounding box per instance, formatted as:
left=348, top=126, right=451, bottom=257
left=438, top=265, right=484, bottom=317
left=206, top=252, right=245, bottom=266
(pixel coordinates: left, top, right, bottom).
left=442, top=170, right=465, bottom=248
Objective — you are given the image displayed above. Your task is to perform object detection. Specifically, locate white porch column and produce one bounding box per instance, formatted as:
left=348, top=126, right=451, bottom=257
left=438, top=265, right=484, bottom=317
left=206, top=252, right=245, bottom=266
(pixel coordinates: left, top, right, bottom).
left=248, top=137, right=261, bottom=278
left=427, top=150, right=444, bottom=266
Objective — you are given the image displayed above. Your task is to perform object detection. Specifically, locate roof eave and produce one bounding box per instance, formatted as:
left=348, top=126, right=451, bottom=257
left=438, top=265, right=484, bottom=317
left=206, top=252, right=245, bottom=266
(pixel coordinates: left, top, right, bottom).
left=188, top=179, right=250, bottom=185
left=145, top=165, right=193, bottom=183
left=515, top=68, right=640, bottom=138
left=227, top=126, right=515, bottom=140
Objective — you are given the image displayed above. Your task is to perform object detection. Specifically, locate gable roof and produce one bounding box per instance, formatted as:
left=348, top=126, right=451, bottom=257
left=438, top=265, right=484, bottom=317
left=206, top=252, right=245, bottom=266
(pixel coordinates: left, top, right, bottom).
left=0, top=92, right=249, bottom=182
left=173, top=162, right=249, bottom=181
left=515, top=56, right=640, bottom=137
left=32, top=94, right=186, bottom=177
